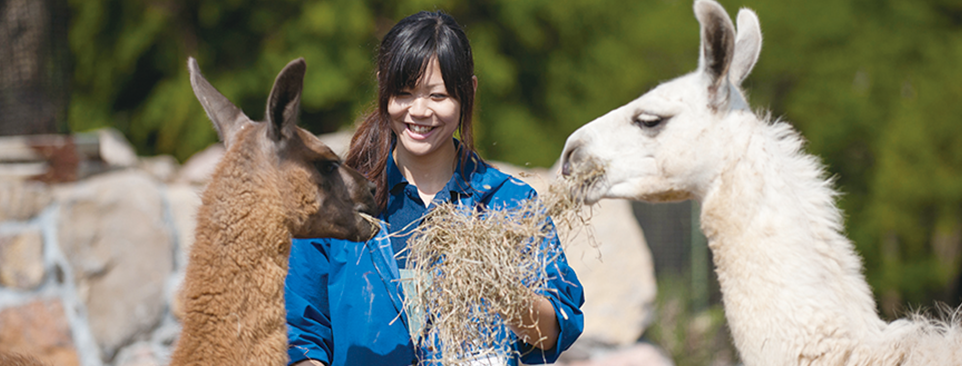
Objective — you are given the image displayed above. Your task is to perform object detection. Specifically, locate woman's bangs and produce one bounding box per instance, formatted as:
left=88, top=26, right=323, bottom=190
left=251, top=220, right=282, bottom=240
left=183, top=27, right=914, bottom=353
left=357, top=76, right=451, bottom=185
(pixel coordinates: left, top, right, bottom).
left=387, top=36, right=434, bottom=96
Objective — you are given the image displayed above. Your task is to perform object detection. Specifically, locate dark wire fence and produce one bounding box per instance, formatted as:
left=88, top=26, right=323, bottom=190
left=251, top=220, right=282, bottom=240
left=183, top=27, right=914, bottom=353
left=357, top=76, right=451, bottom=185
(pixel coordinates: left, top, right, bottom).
left=632, top=200, right=718, bottom=312
left=0, top=0, right=70, bottom=136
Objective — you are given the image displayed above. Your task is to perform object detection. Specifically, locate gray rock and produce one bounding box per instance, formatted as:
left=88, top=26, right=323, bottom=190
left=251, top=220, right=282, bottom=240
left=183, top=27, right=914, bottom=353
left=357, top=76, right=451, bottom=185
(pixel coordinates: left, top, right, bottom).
left=565, top=198, right=657, bottom=345
left=162, top=183, right=203, bottom=321
left=138, top=155, right=179, bottom=183
left=55, top=170, right=173, bottom=360
left=0, top=298, right=82, bottom=366
left=0, top=180, right=52, bottom=221
left=163, top=184, right=202, bottom=267
left=96, top=128, right=138, bottom=168
left=555, top=342, right=674, bottom=366
left=173, top=144, right=223, bottom=185
left=317, top=130, right=353, bottom=157
left=113, top=341, right=163, bottom=366
left=0, top=228, right=45, bottom=289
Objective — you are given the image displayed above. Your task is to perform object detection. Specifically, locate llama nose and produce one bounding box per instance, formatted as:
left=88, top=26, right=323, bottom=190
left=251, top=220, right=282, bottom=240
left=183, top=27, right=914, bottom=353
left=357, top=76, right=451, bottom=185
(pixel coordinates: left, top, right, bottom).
left=561, top=145, right=580, bottom=177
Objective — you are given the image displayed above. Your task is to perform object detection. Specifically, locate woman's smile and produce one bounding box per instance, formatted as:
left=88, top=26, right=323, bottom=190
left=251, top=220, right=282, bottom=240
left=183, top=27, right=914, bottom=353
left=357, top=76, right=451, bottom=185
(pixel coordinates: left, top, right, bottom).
left=407, top=123, right=436, bottom=136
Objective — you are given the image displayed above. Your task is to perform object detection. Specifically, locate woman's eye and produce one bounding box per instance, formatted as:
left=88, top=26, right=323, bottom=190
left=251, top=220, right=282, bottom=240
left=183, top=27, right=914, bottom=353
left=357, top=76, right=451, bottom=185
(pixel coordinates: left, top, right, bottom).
left=633, top=113, right=664, bottom=128
left=431, top=93, right=448, bottom=99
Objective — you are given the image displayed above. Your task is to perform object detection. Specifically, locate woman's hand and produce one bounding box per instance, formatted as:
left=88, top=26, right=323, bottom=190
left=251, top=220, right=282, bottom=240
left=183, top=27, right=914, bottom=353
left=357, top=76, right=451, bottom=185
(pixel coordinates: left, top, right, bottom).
left=505, top=293, right=559, bottom=351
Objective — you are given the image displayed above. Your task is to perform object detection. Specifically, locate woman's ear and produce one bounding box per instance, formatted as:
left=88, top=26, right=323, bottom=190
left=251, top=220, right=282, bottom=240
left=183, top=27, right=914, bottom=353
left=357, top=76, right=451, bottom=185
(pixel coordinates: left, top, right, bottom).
left=472, top=75, right=478, bottom=93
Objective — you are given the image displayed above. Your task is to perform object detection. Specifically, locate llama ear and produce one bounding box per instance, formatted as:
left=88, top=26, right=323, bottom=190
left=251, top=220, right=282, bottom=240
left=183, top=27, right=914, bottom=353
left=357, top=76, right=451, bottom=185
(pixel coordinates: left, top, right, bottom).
left=730, top=8, right=762, bottom=87
left=188, top=57, right=249, bottom=147
left=265, top=58, right=306, bottom=142
left=695, top=0, right=736, bottom=95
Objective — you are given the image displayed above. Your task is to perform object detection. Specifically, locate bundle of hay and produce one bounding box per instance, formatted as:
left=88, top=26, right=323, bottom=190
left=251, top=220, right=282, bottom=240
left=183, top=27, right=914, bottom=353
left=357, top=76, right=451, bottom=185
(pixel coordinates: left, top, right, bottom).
left=402, top=168, right=601, bottom=365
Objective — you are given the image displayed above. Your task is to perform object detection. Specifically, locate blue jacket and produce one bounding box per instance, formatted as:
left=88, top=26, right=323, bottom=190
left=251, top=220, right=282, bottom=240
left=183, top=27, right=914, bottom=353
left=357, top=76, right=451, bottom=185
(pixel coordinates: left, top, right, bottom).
left=285, top=154, right=584, bottom=366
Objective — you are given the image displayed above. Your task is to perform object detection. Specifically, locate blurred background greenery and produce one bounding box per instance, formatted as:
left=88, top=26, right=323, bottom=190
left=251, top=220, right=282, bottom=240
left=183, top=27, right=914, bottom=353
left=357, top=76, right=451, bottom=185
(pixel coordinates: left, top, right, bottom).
left=12, top=0, right=962, bottom=359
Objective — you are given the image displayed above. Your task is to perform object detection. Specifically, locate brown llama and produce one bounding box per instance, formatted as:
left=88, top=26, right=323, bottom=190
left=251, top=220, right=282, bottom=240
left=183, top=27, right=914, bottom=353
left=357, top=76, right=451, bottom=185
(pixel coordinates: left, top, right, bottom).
left=0, top=352, right=49, bottom=366
left=168, top=57, right=377, bottom=366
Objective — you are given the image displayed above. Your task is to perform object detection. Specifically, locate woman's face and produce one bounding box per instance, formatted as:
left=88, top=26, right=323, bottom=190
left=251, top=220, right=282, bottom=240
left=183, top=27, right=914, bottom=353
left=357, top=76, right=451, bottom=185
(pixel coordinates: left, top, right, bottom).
left=388, top=56, right=461, bottom=160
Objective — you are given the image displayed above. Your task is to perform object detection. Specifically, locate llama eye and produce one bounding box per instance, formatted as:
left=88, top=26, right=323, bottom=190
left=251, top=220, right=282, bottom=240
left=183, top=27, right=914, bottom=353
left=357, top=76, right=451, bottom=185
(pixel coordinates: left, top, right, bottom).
left=314, top=160, right=339, bottom=175
left=633, top=113, right=664, bottom=128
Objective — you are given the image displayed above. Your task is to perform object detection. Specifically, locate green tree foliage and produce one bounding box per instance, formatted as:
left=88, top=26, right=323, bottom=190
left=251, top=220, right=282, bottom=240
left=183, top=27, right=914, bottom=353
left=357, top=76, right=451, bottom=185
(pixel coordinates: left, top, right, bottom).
left=68, top=0, right=380, bottom=160
left=68, top=0, right=962, bottom=318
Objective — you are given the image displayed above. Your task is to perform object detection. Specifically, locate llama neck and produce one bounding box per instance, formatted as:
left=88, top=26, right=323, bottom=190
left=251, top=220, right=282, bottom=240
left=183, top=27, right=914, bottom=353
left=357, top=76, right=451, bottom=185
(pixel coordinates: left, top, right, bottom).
left=199, top=147, right=291, bottom=257
left=199, top=174, right=290, bottom=258
left=698, top=117, right=889, bottom=364
left=171, top=146, right=292, bottom=366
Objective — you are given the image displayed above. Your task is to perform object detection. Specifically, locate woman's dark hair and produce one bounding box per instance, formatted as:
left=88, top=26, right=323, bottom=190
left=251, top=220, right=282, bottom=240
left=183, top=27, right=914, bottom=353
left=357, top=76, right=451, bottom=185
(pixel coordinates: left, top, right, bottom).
left=345, top=11, right=478, bottom=211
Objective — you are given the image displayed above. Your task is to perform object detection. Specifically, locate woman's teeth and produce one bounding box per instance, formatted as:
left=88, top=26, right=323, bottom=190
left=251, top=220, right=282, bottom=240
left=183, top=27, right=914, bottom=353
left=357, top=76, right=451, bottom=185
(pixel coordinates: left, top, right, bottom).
left=409, top=124, right=433, bottom=134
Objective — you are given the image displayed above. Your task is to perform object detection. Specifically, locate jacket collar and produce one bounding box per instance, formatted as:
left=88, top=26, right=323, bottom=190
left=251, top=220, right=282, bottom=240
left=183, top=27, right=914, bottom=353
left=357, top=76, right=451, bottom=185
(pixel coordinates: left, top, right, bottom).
left=387, top=139, right=479, bottom=200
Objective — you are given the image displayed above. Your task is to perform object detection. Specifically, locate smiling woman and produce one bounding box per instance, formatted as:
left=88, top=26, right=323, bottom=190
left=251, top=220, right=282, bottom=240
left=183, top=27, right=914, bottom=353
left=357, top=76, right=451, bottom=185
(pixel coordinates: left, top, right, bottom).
left=386, top=56, right=469, bottom=205
left=284, top=10, right=584, bottom=366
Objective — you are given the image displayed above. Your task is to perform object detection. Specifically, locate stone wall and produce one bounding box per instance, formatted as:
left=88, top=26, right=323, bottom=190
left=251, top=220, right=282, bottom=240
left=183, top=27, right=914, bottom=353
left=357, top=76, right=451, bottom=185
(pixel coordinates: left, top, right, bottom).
left=0, top=129, right=206, bottom=366
left=0, top=169, right=191, bottom=366
left=0, top=165, right=201, bottom=366
left=0, top=130, right=664, bottom=366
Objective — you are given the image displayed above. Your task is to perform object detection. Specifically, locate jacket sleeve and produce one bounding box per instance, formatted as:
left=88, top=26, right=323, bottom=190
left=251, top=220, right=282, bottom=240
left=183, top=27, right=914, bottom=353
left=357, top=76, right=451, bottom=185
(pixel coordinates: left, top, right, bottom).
left=285, top=238, right=334, bottom=366
left=516, top=218, right=585, bottom=365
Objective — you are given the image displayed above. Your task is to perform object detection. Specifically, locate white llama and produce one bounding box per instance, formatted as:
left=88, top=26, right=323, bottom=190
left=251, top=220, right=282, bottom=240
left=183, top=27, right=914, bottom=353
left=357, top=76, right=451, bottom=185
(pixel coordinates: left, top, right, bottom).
left=560, top=1, right=962, bottom=365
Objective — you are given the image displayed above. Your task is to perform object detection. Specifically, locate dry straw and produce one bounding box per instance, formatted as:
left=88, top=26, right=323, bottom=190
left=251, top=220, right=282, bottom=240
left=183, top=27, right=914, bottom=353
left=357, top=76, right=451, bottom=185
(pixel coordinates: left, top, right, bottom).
left=401, top=166, right=603, bottom=365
